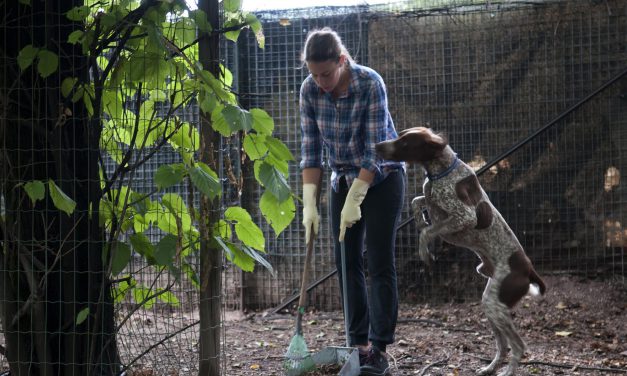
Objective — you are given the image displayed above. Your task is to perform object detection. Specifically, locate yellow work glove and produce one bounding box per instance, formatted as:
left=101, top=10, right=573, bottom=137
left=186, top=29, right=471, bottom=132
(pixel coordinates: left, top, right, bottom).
left=302, top=183, right=319, bottom=245
left=338, top=178, right=370, bottom=242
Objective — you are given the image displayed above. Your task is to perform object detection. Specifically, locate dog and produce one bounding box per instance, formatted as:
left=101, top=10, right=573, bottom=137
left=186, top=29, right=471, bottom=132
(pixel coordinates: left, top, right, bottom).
left=375, top=127, right=546, bottom=376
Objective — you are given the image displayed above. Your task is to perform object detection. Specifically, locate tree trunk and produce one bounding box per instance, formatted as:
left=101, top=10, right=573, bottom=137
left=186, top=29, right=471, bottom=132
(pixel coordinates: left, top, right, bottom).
left=197, top=0, right=223, bottom=374
left=0, top=0, right=119, bottom=374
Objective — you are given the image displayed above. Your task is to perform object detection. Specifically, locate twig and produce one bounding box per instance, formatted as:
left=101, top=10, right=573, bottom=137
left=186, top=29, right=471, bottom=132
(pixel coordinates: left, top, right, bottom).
left=522, top=359, right=627, bottom=373
left=469, top=354, right=627, bottom=374
left=118, top=320, right=199, bottom=375
left=418, top=353, right=451, bottom=376
left=398, top=317, right=478, bottom=333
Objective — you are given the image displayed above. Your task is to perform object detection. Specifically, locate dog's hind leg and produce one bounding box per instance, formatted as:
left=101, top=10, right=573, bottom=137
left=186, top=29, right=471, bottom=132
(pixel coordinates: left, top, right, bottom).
left=481, top=296, right=525, bottom=376
left=477, top=279, right=507, bottom=375
left=495, top=316, right=525, bottom=376
left=477, top=320, right=507, bottom=375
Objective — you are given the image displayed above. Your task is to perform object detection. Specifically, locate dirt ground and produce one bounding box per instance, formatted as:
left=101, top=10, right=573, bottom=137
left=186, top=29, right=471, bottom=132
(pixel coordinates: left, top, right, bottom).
left=223, top=274, right=627, bottom=376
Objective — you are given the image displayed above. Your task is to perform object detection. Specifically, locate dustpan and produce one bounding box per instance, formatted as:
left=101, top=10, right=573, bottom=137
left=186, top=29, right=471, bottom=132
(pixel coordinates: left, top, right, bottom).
left=286, top=240, right=359, bottom=376
left=311, top=346, right=360, bottom=376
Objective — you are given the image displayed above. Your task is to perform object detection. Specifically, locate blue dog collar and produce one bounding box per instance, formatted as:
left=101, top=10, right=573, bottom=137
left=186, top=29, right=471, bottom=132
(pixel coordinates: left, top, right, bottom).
left=426, top=154, right=459, bottom=180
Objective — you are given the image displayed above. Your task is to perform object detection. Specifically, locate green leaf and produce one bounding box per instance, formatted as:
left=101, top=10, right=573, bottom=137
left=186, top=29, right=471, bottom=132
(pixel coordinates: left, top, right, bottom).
left=130, top=192, right=152, bottom=216
left=257, top=161, right=291, bottom=202
left=110, top=241, right=131, bottom=276
left=189, top=9, right=213, bottom=33
left=76, top=307, right=89, bottom=325
left=17, top=45, right=39, bottom=71
left=133, top=286, right=156, bottom=309
left=161, top=193, right=194, bottom=238
left=19, top=0, right=31, bottom=5
left=169, top=122, right=200, bottom=151
left=225, top=206, right=265, bottom=251
left=156, top=289, right=180, bottom=307
left=225, top=29, right=241, bottom=43
left=246, top=13, right=265, bottom=49
left=199, top=89, right=217, bottom=114
left=260, top=191, right=295, bottom=236
left=224, top=0, right=242, bottom=12
left=48, top=179, right=76, bottom=216
left=157, top=208, right=178, bottom=235
left=61, top=77, right=78, bottom=98
left=154, top=163, right=187, bottom=190
left=214, top=219, right=232, bottom=240
left=241, top=245, right=275, bottom=276
left=242, top=133, right=267, bottom=161
left=130, top=233, right=155, bottom=263
left=222, top=104, right=252, bottom=132
left=264, top=152, right=289, bottom=176
left=66, top=5, right=90, bottom=21
left=68, top=30, right=83, bottom=44
left=181, top=263, right=199, bottom=288
left=154, top=234, right=177, bottom=266
left=171, top=18, right=196, bottom=47
left=37, top=49, right=59, bottom=78
left=210, top=105, right=231, bottom=136
left=198, top=70, right=234, bottom=104
left=215, top=238, right=254, bottom=272
left=220, top=64, right=233, bottom=87
left=149, top=89, right=167, bottom=102
left=266, top=136, right=294, bottom=161
left=250, top=108, right=274, bottom=135
left=24, top=180, right=45, bottom=205
left=189, top=163, right=221, bottom=199
left=113, top=279, right=134, bottom=304
left=83, top=92, right=93, bottom=116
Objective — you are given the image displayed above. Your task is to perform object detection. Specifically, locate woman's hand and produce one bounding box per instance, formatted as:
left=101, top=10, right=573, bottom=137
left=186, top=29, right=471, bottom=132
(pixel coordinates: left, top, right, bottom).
left=302, top=183, right=319, bottom=245
left=339, top=178, right=370, bottom=241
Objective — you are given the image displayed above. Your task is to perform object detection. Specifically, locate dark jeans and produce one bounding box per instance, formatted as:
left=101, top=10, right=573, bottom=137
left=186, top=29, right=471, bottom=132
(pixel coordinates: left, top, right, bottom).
left=330, top=170, right=405, bottom=349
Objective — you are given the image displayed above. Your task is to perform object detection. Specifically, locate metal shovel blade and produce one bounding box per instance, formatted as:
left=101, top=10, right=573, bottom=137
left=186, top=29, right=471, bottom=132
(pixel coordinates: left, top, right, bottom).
left=311, top=346, right=360, bottom=376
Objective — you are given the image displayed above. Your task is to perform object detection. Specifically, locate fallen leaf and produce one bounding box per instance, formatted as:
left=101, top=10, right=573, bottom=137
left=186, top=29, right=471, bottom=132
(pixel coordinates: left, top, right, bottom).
left=555, top=331, right=572, bottom=337
left=250, top=364, right=260, bottom=370
left=556, top=302, right=567, bottom=309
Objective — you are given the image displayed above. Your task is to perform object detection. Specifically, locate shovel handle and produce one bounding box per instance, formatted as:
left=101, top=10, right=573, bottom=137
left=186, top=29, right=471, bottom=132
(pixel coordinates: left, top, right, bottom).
left=298, top=227, right=315, bottom=309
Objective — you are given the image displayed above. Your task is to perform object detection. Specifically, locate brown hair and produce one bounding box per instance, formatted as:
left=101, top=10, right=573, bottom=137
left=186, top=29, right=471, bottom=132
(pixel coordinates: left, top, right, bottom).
left=301, top=27, right=354, bottom=64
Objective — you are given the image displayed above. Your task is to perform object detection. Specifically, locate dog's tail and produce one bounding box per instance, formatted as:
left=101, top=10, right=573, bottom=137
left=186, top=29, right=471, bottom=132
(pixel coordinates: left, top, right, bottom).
left=528, top=268, right=546, bottom=296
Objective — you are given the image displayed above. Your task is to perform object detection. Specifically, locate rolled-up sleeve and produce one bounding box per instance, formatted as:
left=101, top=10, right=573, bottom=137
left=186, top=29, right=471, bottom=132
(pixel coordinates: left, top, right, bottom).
left=361, top=79, right=389, bottom=173
left=299, top=82, right=323, bottom=170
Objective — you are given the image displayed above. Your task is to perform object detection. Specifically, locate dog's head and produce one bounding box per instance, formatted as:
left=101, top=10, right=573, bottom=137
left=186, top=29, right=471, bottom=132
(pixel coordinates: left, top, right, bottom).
left=375, top=127, right=448, bottom=163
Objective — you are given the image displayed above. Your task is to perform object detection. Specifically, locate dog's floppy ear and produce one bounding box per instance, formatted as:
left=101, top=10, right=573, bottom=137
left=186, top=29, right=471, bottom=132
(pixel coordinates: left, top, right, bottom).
left=397, top=127, right=415, bottom=137
left=426, top=130, right=448, bottom=150
left=398, top=125, right=430, bottom=138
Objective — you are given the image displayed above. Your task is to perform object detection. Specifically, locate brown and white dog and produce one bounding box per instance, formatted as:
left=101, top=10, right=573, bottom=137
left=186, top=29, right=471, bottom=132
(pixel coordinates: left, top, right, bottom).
left=375, top=127, right=546, bottom=376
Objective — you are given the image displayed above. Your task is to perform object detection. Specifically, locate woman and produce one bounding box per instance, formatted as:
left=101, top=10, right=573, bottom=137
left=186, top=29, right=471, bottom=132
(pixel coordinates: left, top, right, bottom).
left=299, top=27, right=405, bottom=376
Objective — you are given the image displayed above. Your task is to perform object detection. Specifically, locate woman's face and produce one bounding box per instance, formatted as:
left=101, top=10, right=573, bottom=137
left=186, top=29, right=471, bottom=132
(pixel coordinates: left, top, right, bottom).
left=307, top=56, right=345, bottom=93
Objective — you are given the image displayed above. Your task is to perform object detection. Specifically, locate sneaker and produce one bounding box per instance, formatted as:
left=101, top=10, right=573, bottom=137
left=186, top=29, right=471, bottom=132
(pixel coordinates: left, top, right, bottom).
left=360, top=346, right=391, bottom=376
left=358, top=349, right=369, bottom=365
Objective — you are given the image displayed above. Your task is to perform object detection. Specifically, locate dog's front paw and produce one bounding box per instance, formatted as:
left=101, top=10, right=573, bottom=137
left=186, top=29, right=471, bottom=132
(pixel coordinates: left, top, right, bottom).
left=418, top=229, right=435, bottom=265
left=411, top=196, right=429, bottom=229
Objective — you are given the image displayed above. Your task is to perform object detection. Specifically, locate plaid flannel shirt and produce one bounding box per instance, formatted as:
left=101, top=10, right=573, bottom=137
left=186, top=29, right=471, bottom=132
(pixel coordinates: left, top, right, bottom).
left=299, top=63, right=404, bottom=191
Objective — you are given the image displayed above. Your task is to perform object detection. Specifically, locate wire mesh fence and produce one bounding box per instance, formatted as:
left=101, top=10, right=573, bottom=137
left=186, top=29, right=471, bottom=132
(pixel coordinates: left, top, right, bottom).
left=1, top=0, right=625, bottom=375
left=234, top=0, right=627, bottom=312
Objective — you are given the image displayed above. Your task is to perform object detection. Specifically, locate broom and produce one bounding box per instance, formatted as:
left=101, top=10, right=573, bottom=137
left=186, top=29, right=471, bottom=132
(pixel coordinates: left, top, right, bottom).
left=284, top=226, right=316, bottom=375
